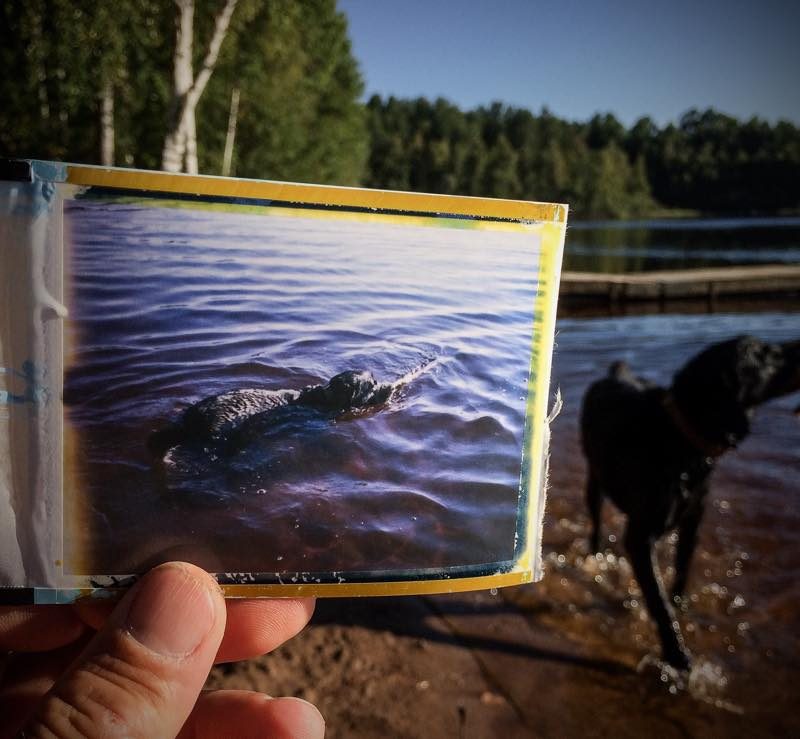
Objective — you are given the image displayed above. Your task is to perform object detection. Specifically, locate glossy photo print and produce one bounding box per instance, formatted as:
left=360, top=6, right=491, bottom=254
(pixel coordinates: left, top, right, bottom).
left=0, top=161, right=566, bottom=600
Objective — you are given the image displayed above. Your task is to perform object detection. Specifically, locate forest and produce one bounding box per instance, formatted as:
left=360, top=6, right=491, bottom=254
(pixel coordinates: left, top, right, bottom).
left=365, top=98, right=800, bottom=218
left=2, top=0, right=799, bottom=219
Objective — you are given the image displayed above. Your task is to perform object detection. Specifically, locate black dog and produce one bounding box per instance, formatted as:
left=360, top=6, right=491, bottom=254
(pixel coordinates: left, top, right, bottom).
left=148, top=370, right=394, bottom=457
left=581, top=335, right=800, bottom=669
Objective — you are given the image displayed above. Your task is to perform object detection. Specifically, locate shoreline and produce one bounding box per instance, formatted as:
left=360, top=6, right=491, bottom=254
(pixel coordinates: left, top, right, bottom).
left=569, top=210, right=800, bottom=226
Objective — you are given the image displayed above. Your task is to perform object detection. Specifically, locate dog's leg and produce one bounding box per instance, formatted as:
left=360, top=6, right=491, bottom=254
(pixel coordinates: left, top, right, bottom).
left=671, top=492, right=707, bottom=603
left=587, top=474, right=603, bottom=553
left=624, top=525, right=691, bottom=670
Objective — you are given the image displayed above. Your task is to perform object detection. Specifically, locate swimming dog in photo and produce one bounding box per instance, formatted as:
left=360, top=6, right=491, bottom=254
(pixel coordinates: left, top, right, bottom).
left=148, top=370, right=395, bottom=457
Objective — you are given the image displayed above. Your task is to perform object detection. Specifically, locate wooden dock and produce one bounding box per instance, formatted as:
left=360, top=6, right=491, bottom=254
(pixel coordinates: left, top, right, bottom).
left=560, top=264, right=800, bottom=304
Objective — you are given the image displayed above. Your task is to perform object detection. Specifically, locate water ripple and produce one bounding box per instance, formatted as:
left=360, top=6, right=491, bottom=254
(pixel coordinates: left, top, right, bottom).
left=64, top=201, right=541, bottom=575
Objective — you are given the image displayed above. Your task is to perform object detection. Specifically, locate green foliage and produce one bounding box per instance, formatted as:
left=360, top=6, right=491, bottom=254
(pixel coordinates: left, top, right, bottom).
left=644, top=108, right=800, bottom=212
left=0, top=0, right=170, bottom=166
left=1, top=1, right=798, bottom=216
left=364, top=97, right=800, bottom=217
left=0, top=0, right=366, bottom=184
left=364, top=97, right=658, bottom=218
left=196, top=0, right=366, bottom=184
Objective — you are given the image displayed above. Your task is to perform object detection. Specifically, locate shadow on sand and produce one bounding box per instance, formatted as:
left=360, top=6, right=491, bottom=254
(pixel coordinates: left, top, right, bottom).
left=311, top=594, right=632, bottom=678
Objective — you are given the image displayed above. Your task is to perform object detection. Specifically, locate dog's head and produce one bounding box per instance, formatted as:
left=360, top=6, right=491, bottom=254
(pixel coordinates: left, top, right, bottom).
left=300, top=371, right=391, bottom=412
left=672, top=336, right=800, bottom=448
left=325, top=371, right=380, bottom=409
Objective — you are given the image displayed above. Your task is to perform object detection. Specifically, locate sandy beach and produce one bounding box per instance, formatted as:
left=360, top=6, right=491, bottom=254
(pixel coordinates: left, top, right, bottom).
left=208, top=586, right=799, bottom=738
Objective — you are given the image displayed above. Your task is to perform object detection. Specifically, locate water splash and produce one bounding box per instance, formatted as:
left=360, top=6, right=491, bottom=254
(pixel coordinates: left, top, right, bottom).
left=637, top=654, right=742, bottom=713
left=392, top=355, right=442, bottom=390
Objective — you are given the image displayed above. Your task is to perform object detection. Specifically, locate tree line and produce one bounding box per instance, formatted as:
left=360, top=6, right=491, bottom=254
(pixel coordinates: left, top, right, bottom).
left=2, top=1, right=798, bottom=218
left=364, top=97, right=800, bottom=218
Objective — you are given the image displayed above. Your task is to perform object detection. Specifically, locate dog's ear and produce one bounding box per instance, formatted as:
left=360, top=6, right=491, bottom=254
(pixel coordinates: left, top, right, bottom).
left=349, top=373, right=379, bottom=406
left=295, top=383, right=328, bottom=408
left=320, top=371, right=376, bottom=409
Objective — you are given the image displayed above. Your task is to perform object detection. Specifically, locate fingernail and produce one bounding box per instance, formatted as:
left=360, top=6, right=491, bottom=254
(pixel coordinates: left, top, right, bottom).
left=126, top=563, right=217, bottom=657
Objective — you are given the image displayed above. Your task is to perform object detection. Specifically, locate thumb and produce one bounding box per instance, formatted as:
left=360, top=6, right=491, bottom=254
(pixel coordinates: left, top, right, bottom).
left=25, top=562, right=226, bottom=739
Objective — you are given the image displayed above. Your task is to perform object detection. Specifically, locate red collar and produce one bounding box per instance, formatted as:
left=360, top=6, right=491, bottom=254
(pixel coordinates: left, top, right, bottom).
left=662, top=392, right=729, bottom=458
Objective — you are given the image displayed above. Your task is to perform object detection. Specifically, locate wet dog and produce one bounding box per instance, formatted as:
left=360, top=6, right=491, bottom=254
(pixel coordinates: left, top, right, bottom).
left=581, top=336, right=800, bottom=669
left=148, top=370, right=394, bottom=457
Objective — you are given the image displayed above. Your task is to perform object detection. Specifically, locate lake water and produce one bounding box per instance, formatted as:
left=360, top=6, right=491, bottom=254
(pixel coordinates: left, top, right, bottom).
left=63, top=206, right=799, bottom=725
left=63, top=200, right=543, bottom=580
left=565, top=216, right=800, bottom=272
left=514, top=217, right=800, bottom=726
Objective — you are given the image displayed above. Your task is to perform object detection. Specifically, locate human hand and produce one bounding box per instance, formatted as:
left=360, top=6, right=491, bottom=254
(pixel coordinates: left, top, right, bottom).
left=0, top=562, right=324, bottom=738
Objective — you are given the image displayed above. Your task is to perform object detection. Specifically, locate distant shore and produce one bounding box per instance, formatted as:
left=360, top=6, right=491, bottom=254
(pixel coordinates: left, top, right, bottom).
left=569, top=208, right=800, bottom=224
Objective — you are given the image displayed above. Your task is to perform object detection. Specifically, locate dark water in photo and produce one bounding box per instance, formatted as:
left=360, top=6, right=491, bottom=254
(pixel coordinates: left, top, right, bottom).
left=64, top=201, right=542, bottom=577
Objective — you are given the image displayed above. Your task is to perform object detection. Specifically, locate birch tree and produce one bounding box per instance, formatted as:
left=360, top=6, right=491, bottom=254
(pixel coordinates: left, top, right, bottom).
left=100, top=81, right=115, bottom=165
left=198, top=0, right=368, bottom=184
left=93, top=3, right=129, bottom=167
left=161, top=0, right=238, bottom=173
left=0, top=0, right=369, bottom=187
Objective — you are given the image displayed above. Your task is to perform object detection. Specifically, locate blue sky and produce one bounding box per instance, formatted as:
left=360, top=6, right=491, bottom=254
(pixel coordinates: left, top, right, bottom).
left=338, top=0, right=800, bottom=127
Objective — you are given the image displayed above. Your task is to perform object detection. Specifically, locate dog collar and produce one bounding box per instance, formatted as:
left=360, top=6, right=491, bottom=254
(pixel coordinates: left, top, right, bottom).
left=662, top=392, right=729, bottom=458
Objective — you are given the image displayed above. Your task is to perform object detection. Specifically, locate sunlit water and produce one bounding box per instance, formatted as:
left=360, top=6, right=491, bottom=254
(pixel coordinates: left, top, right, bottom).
left=63, top=201, right=541, bottom=578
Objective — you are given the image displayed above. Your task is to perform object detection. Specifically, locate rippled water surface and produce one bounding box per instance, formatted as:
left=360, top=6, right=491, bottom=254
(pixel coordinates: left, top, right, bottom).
left=64, top=201, right=542, bottom=577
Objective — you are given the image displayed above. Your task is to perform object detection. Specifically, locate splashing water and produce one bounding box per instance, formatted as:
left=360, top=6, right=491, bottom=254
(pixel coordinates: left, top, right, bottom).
left=637, top=654, right=741, bottom=713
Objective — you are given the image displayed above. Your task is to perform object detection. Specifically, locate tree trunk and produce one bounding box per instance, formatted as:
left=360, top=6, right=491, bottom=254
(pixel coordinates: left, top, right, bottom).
left=221, top=87, right=240, bottom=177
left=31, top=11, right=50, bottom=121
left=161, top=0, right=194, bottom=172
left=100, top=80, right=115, bottom=166
left=161, top=0, right=238, bottom=173
left=185, top=109, right=198, bottom=174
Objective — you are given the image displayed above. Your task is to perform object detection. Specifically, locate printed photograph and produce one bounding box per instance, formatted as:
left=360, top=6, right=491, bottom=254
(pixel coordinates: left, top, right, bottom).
left=62, top=196, right=544, bottom=582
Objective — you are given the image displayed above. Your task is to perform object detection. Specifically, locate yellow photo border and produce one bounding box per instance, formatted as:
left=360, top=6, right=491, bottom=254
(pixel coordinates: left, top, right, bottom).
left=64, top=163, right=567, bottom=224
left=20, top=160, right=567, bottom=601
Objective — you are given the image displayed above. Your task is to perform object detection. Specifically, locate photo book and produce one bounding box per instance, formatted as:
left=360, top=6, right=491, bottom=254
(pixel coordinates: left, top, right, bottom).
left=0, top=159, right=566, bottom=602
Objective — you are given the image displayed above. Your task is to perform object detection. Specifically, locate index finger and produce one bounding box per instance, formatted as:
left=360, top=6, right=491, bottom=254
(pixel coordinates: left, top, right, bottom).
left=0, top=606, right=87, bottom=652
left=217, top=598, right=316, bottom=663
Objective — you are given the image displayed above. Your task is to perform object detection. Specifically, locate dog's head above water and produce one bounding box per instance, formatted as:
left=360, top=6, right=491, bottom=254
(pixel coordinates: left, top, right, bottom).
left=671, top=335, right=800, bottom=448
left=294, top=370, right=393, bottom=413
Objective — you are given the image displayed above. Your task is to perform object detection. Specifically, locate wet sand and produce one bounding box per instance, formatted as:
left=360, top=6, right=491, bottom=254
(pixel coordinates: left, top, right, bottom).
left=209, top=309, right=800, bottom=737
left=209, top=590, right=795, bottom=738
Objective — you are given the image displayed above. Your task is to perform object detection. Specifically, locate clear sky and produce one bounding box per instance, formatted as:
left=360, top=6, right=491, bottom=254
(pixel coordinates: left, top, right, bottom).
left=338, top=0, right=800, bottom=127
